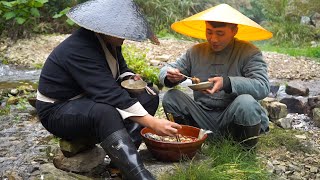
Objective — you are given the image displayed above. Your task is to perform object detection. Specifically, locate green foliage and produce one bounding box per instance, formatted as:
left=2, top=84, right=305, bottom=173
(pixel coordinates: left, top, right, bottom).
left=32, top=63, right=44, bottom=69
left=16, top=97, right=28, bottom=111
left=256, top=42, right=320, bottom=59
left=134, top=0, right=218, bottom=35
left=267, top=22, right=316, bottom=47
left=52, top=7, right=74, bottom=26
left=240, top=0, right=318, bottom=49
left=0, top=0, right=48, bottom=37
left=0, top=105, right=10, bottom=116
left=122, top=44, right=161, bottom=87
left=161, top=139, right=271, bottom=180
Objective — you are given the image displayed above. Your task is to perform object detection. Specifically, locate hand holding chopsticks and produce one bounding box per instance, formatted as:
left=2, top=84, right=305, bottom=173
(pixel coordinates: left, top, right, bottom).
left=167, top=113, right=181, bottom=142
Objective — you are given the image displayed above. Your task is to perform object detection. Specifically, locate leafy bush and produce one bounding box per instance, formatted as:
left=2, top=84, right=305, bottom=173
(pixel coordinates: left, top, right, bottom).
left=267, top=22, right=315, bottom=47
left=135, top=0, right=218, bottom=34
left=122, top=45, right=162, bottom=88
left=0, top=0, right=48, bottom=38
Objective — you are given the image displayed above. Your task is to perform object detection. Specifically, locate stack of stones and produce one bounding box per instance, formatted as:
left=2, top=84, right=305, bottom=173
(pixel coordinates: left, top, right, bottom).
left=260, top=80, right=320, bottom=129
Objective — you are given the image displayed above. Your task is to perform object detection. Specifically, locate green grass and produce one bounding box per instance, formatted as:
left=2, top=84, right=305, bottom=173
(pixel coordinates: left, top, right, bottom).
left=0, top=104, right=10, bottom=116
left=256, top=42, right=320, bottom=60
left=161, top=139, right=271, bottom=180
left=259, top=125, right=313, bottom=153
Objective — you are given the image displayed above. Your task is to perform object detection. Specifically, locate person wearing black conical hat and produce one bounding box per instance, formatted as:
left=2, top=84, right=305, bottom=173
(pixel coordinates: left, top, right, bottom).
left=159, top=4, right=272, bottom=150
left=35, top=0, right=181, bottom=179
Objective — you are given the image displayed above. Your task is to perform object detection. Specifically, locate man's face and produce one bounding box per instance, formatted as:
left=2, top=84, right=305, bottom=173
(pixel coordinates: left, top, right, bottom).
left=102, top=35, right=125, bottom=47
left=205, top=22, right=238, bottom=52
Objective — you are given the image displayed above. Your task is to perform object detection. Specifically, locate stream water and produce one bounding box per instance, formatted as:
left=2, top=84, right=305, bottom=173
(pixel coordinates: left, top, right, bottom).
left=0, top=63, right=40, bottom=89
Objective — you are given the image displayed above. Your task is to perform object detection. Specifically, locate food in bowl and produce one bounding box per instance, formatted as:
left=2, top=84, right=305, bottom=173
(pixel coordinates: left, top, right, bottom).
left=121, top=79, right=147, bottom=94
left=191, top=76, right=201, bottom=84
left=144, top=133, right=198, bottom=143
left=141, top=125, right=208, bottom=162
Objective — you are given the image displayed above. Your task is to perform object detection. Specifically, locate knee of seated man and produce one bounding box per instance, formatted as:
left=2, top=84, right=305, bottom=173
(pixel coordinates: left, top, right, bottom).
left=89, top=103, right=121, bottom=121
left=163, top=89, right=184, bottom=102
left=234, top=94, right=260, bottom=111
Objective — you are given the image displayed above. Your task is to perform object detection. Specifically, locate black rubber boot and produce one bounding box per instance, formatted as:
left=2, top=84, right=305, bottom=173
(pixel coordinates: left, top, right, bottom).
left=232, top=123, right=261, bottom=150
left=124, top=120, right=143, bottom=149
left=101, top=129, right=155, bottom=180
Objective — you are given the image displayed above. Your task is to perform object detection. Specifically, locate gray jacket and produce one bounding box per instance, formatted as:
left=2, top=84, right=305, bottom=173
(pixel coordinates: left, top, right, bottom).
left=159, top=39, right=270, bottom=110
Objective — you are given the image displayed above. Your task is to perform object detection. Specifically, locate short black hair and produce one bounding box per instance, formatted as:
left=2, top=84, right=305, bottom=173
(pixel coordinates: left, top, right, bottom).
left=206, top=21, right=237, bottom=29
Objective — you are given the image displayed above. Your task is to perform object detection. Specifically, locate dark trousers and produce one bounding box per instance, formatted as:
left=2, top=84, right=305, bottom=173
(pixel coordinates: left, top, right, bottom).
left=36, top=89, right=159, bottom=143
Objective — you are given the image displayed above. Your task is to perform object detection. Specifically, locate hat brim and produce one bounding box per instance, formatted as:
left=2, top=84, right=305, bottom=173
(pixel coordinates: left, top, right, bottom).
left=171, top=4, right=273, bottom=41
left=67, top=0, right=159, bottom=44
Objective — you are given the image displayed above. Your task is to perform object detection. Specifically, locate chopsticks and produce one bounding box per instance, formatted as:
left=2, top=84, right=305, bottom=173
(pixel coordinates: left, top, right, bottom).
left=167, top=113, right=181, bottom=142
left=179, top=73, right=192, bottom=80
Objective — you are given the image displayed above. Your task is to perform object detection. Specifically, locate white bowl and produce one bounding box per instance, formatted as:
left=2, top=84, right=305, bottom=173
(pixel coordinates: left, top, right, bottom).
left=188, top=82, right=213, bottom=91
left=121, top=79, right=147, bottom=94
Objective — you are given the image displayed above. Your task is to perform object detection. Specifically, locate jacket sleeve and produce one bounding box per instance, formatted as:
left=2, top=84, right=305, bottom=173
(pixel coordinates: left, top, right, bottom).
left=229, top=52, right=270, bottom=100
left=159, top=49, right=192, bottom=87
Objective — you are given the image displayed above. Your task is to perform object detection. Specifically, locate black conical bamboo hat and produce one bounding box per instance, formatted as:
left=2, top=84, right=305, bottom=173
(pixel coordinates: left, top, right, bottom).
left=67, top=0, right=159, bottom=44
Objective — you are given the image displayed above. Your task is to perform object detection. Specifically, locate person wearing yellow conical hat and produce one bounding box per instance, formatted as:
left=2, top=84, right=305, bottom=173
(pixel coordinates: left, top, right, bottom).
left=35, top=0, right=181, bottom=179
left=159, top=4, right=272, bottom=149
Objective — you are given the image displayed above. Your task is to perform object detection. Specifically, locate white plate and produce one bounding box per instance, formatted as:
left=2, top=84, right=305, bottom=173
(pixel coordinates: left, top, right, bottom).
left=188, top=82, right=213, bottom=91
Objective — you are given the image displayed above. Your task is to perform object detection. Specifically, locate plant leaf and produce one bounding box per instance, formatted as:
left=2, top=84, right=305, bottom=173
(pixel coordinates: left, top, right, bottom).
left=15, top=17, right=26, bottom=24
left=30, top=8, right=40, bottom=17
left=52, top=13, right=62, bottom=19
left=1, top=1, right=13, bottom=7
left=3, top=12, right=16, bottom=20
left=66, top=18, right=75, bottom=26
left=34, top=0, right=48, bottom=7
left=35, top=0, right=48, bottom=4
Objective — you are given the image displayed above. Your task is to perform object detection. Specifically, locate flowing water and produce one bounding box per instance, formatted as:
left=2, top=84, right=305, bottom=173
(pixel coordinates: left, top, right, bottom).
left=0, top=63, right=41, bottom=89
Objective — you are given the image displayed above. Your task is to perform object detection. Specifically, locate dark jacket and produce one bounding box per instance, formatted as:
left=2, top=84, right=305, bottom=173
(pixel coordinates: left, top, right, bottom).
left=38, top=28, right=137, bottom=109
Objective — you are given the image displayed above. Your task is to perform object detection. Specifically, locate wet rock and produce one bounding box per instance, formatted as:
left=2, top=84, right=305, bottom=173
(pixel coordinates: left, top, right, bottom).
left=311, top=12, right=320, bottom=28
left=267, top=102, right=288, bottom=120
left=10, top=89, right=19, bottom=96
left=300, top=16, right=311, bottom=25
left=155, top=54, right=171, bottom=62
left=308, top=96, right=320, bottom=109
left=280, top=97, right=306, bottom=114
left=17, top=84, right=35, bottom=92
left=6, top=96, right=19, bottom=105
left=150, top=59, right=161, bottom=66
left=59, top=138, right=96, bottom=157
left=285, top=81, right=309, bottom=96
left=53, top=146, right=106, bottom=173
left=1, top=171, right=23, bottom=180
left=37, top=163, right=93, bottom=180
left=309, top=166, right=318, bottom=173
left=261, top=97, right=277, bottom=107
left=266, top=160, right=275, bottom=173
left=276, top=118, right=293, bottom=129
left=312, top=108, right=320, bottom=127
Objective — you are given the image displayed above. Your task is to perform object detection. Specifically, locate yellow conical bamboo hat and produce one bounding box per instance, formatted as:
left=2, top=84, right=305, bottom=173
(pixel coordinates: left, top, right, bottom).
left=171, top=4, right=272, bottom=41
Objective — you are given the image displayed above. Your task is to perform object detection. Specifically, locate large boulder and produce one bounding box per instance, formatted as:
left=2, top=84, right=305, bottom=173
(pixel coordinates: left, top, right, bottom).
left=260, top=98, right=288, bottom=120
left=53, top=146, right=107, bottom=174
left=285, top=81, right=309, bottom=96
left=280, top=97, right=307, bottom=114
left=59, top=138, right=96, bottom=157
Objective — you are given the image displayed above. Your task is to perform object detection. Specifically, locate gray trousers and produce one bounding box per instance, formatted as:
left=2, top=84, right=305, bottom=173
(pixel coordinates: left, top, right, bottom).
left=162, top=89, right=269, bottom=137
